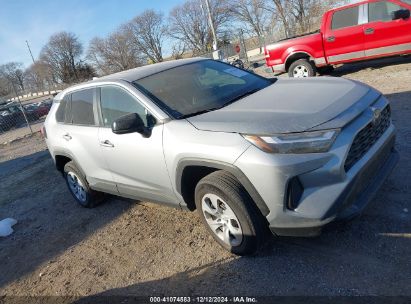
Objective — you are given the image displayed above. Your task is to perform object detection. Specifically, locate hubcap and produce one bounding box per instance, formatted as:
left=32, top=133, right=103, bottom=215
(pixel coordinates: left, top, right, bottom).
left=201, top=193, right=243, bottom=247
left=293, top=65, right=309, bottom=78
left=67, top=171, right=87, bottom=203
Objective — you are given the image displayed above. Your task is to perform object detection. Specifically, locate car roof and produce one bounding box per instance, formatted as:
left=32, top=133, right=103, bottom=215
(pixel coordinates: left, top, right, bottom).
left=93, top=57, right=207, bottom=83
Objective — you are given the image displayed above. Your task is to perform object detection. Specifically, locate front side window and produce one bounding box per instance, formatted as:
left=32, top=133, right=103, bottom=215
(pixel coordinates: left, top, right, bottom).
left=70, top=89, right=95, bottom=126
left=132, top=60, right=272, bottom=118
left=332, top=6, right=360, bottom=30
left=369, top=1, right=403, bottom=22
left=100, top=86, right=148, bottom=127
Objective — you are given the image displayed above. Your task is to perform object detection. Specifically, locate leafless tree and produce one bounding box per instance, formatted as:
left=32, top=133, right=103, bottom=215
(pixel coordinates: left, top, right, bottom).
left=87, top=31, right=142, bottom=75
left=0, top=62, right=26, bottom=92
left=40, top=31, right=92, bottom=83
left=168, top=0, right=232, bottom=55
left=229, top=0, right=270, bottom=52
left=0, top=75, right=12, bottom=98
left=125, top=10, right=167, bottom=63
left=267, top=0, right=346, bottom=38
left=171, top=41, right=187, bottom=60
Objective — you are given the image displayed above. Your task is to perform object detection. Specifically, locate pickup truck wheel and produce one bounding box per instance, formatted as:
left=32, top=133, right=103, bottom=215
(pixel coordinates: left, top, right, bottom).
left=63, top=161, right=102, bottom=208
left=288, top=59, right=316, bottom=78
left=195, top=171, right=268, bottom=256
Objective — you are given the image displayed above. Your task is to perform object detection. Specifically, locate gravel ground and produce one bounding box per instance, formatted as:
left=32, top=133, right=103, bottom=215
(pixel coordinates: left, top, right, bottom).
left=0, top=56, right=410, bottom=299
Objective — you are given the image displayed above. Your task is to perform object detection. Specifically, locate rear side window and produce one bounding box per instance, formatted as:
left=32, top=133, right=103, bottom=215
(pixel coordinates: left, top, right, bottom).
left=369, top=1, right=403, bottom=22
left=71, top=89, right=95, bottom=126
left=332, top=6, right=360, bottom=30
left=100, top=86, right=148, bottom=127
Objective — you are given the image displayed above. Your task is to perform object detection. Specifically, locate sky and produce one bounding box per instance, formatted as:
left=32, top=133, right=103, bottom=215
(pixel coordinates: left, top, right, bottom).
left=0, top=0, right=184, bottom=67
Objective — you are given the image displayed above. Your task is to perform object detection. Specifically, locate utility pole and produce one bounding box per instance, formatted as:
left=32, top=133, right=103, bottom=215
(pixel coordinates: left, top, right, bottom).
left=204, top=0, right=218, bottom=51
left=25, top=40, right=35, bottom=64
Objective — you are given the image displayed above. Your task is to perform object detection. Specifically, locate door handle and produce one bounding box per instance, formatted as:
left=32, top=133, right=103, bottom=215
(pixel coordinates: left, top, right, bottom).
left=364, top=28, right=375, bottom=35
left=62, top=133, right=72, bottom=141
left=100, top=140, right=115, bottom=148
left=327, top=36, right=335, bottom=42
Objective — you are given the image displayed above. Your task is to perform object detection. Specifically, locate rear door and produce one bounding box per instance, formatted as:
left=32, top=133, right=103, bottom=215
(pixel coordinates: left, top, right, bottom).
left=324, top=4, right=367, bottom=64
left=364, top=0, right=411, bottom=57
left=63, top=88, right=117, bottom=193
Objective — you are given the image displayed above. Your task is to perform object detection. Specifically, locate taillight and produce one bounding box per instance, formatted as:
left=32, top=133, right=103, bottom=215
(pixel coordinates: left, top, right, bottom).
left=41, top=125, right=47, bottom=139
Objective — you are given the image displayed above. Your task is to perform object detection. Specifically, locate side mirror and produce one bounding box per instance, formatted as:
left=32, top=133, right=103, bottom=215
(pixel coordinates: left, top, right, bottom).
left=111, top=113, right=151, bottom=137
left=392, top=9, right=410, bottom=20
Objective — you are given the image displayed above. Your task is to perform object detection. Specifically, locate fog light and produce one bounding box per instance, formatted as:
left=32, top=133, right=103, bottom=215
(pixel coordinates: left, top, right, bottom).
left=287, top=177, right=304, bottom=210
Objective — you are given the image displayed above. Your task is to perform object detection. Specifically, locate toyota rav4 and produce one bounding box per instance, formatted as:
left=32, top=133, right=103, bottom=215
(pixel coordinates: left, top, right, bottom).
left=43, top=58, right=398, bottom=255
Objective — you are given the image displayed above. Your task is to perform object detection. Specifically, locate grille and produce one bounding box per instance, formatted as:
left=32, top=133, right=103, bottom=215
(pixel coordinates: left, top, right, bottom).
left=344, top=105, right=391, bottom=172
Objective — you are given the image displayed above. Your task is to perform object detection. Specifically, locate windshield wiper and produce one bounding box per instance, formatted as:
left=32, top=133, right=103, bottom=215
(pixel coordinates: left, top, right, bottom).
left=179, top=107, right=222, bottom=119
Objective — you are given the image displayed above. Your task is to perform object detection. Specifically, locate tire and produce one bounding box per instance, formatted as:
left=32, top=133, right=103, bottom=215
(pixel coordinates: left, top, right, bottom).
left=195, top=171, right=268, bottom=255
left=63, top=161, right=102, bottom=208
left=288, top=59, right=316, bottom=78
left=317, top=65, right=334, bottom=75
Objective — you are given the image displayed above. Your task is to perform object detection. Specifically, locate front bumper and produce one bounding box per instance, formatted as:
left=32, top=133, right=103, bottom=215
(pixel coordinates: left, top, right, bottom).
left=234, top=103, right=398, bottom=237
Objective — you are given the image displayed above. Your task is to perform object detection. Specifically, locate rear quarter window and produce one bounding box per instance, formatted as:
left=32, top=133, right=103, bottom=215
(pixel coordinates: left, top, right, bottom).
left=331, top=6, right=360, bottom=30
left=55, top=97, right=68, bottom=123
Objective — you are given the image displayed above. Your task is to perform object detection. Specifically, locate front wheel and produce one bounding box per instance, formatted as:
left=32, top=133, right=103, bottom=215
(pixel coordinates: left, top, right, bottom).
left=195, top=171, right=268, bottom=255
left=288, top=59, right=316, bottom=78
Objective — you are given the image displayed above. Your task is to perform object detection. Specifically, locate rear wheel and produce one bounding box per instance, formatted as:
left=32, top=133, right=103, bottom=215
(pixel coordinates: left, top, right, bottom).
left=195, top=171, right=268, bottom=255
left=288, top=59, right=316, bottom=78
left=63, top=161, right=102, bottom=208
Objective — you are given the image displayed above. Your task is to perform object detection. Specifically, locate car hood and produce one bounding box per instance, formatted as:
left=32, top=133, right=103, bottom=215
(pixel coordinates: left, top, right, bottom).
left=186, top=77, right=381, bottom=135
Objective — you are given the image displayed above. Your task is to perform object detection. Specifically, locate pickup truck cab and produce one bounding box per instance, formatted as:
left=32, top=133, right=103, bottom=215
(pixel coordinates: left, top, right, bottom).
left=265, top=0, right=411, bottom=77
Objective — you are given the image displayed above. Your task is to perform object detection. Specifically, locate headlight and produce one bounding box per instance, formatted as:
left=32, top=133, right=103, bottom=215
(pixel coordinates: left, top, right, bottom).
left=243, top=129, right=339, bottom=154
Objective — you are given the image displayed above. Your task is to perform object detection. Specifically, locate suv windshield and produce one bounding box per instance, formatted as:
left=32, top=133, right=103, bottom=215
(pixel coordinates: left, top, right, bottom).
left=132, top=60, right=273, bottom=118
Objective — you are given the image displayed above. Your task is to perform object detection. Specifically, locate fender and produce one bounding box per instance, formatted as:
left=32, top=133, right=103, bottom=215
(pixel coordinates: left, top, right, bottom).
left=175, top=158, right=270, bottom=217
left=52, top=148, right=86, bottom=177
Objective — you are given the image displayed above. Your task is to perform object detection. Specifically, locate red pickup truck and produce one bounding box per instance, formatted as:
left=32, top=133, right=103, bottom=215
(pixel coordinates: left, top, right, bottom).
left=264, top=0, right=411, bottom=77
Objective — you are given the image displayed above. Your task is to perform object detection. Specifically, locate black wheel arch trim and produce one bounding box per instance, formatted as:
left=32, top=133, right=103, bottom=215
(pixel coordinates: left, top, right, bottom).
left=52, top=149, right=87, bottom=178
left=175, top=158, right=270, bottom=217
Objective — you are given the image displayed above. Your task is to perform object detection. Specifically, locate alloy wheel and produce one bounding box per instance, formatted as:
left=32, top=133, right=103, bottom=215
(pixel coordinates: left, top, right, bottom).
left=201, top=193, right=243, bottom=247
left=67, top=171, right=87, bottom=203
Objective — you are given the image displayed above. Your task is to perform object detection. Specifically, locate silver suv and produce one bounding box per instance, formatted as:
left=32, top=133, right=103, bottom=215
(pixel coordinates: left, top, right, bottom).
left=44, top=58, right=398, bottom=255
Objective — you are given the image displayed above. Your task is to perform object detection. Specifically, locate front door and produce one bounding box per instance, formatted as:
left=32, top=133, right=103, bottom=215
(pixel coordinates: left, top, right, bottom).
left=364, top=0, right=411, bottom=57
left=97, top=85, right=178, bottom=206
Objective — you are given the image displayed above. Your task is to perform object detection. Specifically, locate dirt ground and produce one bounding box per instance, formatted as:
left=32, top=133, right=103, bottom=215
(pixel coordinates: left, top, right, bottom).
left=0, top=56, right=410, bottom=299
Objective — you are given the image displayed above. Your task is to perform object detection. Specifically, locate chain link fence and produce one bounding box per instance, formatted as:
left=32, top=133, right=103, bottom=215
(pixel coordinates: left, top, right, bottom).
left=0, top=87, right=65, bottom=145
